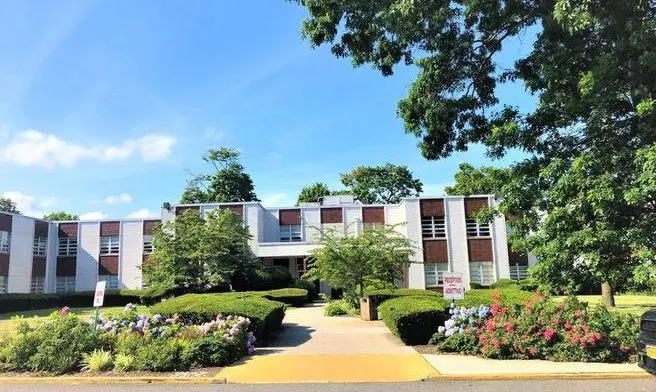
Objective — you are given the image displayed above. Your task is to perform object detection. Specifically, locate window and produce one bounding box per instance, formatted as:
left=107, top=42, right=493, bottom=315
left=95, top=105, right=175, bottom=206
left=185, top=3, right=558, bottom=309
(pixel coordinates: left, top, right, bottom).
left=98, top=275, right=119, bottom=290
left=33, top=236, right=47, bottom=257
left=469, top=261, right=495, bottom=286
left=58, top=237, right=78, bottom=256
left=280, top=225, right=302, bottom=242
left=296, top=258, right=309, bottom=275
left=466, top=218, right=490, bottom=237
left=424, top=263, right=448, bottom=287
left=422, top=216, right=446, bottom=238
left=0, top=276, right=7, bottom=293
left=509, top=264, right=529, bottom=280
left=100, top=235, right=120, bottom=255
left=30, top=276, right=44, bottom=293
left=56, top=276, right=76, bottom=293
left=0, top=231, right=10, bottom=254
left=143, top=235, right=154, bottom=254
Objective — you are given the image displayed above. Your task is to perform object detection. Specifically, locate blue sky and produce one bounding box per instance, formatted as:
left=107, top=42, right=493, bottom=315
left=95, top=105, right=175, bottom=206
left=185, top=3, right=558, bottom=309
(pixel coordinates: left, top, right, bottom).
left=0, top=1, right=538, bottom=219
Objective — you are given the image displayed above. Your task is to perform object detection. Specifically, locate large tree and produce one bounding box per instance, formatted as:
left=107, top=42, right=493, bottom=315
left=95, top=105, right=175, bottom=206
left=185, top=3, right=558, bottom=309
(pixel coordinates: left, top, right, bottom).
left=291, top=0, right=656, bottom=306
left=296, top=182, right=332, bottom=205
left=444, top=163, right=510, bottom=196
left=181, top=147, right=259, bottom=203
left=141, top=209, right=253, bottom=292
left=43, top=211, right=79, bottom=221
left=340, top=163, right=423, bottom=204
left=0, top=197, right=20, bottom=214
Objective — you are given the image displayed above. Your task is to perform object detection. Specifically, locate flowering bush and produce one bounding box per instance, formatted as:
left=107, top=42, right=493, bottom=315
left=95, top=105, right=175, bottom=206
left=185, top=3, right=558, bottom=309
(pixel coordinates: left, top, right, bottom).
left=431, top=292, right=640, bottom=363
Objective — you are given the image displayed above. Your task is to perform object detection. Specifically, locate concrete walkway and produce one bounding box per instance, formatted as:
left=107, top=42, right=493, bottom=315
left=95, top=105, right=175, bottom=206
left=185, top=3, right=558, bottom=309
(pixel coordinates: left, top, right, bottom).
left=215, top=303, right=438, bottom=383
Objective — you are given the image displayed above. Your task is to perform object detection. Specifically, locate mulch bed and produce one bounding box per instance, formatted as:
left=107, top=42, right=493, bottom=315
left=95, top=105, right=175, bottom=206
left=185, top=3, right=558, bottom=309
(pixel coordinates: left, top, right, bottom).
left=0, top=367, right=222, bottom=378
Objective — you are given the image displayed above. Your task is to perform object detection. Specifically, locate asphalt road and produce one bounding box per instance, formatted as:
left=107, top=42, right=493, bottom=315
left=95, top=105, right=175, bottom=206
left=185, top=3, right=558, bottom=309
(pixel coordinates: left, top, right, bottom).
left=3, top=379, right=656, bottom=392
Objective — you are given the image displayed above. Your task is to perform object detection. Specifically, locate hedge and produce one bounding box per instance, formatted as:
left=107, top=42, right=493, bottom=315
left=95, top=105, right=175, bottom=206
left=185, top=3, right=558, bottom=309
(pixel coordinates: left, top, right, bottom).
left=455, top=288, right=534, bottom=308
left=221, top=288, right=309, bottom=307
left=378, top=295, right=450, bottom=345
left=150, top=293, right=286, bottom=339
left=231, top=265, right=293, bottom=292
left=292, top=279, right=318, bottom=301
left=364, top=288, right=440, bottom=306
left=0, top=289, right=142, bottom=314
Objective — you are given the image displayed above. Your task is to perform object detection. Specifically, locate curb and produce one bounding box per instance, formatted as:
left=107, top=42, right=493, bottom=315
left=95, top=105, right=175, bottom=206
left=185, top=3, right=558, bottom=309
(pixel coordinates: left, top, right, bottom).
left=422, top=372, right=653, bottom=381
left=0, top=376, right=227, bottom=385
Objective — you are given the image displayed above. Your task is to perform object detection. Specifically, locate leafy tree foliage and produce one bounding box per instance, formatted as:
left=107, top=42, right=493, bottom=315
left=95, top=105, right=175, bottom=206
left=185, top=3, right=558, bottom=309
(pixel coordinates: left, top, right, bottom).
left=43, top=211, right=79, bottom=221
left=340, top=163, right=423, bottom=204
left=444, top=164, right=510, bottom=196
left=142, top=209, right=253, bottom=292
left=296, top=182, right=332, bottom=204
left=181, top=147, right=258, bottom=203
left=0, top=197, right=20, bottom=214
left=291, top=0, right=656, bottom=306
left=305, top=225, right=415, bottom=303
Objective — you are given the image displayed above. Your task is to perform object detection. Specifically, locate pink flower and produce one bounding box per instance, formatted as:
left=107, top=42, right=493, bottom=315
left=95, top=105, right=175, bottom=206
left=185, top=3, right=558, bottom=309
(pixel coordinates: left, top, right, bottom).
left=486, top=320, right=496, bottom=332
left=504, top=322, right=515, bottom=334
left=564, top=321, right=572, bottom=331
left=59, top=306, right=70, bottom=316
left=529, top=347, right=538, bottom=356
left=581, top=325, right=590, bottom=334
left=574, top=309, right=583, bottom=318
left=491, top=303, right=500, bottom=316
left=544, top=328, right=556, bottom=342
left=571, top=333, right=580, bottom=345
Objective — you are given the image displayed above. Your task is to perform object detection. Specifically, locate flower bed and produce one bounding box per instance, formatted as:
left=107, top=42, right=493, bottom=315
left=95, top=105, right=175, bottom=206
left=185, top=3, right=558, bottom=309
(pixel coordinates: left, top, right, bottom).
left=0, top=304, right=256, bottom=374
left=430, top=291, right=640, bottom=363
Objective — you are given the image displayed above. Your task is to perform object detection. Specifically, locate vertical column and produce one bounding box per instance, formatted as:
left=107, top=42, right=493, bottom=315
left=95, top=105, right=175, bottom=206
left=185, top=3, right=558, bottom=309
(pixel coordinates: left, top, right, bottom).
left=446, top=197, right=471, bottom=288
left=403, top=199, right=425, bottom=289
left=120, top=220, right=143, bottom=289
left=7, top=216, right=34, bottom=293
left=77, top=221, right=100, bottom=291
left=491, top=197, right=511, bottom=279
left=45, top=223, right=58, bottom=293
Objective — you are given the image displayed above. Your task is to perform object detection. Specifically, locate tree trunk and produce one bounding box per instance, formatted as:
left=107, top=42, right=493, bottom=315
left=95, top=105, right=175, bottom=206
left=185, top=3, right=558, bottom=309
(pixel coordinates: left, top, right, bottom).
left=601, top=281, right=615, bottom=307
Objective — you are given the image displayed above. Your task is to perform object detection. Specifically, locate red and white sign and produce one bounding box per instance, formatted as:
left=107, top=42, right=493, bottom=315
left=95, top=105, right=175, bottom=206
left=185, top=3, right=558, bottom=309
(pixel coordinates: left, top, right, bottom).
left=93, top=281, right=106, bottom=307
left=443, top=272, right=464, bottom=300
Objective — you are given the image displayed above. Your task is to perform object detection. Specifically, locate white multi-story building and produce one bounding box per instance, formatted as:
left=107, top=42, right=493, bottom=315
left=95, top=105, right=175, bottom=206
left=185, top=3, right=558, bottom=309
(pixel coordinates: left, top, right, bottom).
left=0, top=194, right=529, bottom=294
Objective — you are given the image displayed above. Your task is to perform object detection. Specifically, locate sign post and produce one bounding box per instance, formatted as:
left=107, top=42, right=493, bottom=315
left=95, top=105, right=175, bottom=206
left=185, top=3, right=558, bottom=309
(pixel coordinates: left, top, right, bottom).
left=443, top=272, right=464, bottom=302
left=93, top=280, right=106, bottom=323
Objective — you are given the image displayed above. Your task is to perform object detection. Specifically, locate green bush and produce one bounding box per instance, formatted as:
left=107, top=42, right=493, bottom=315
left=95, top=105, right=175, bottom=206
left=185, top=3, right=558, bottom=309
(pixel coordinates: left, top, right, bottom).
left=150, top=293, right=286, bottom=339
left=490, top=279, right=520, bottom=289
left=324, top=299, right=357, bottom=316
left=81, top=349, right=113, bottom=372
left=133, top=338, right=185, bottom=372
left=181, top=335, right=243, bottom=367
left=456, top=288, right=533, bottom=308
left=378, top=296, right=450, bottom=345
left=431, top=331, right=480, bottom=354
left=0, top=290, right=142, bottom=313
left=261, top=288, right=308, bottom=307
left=519, top=278, right=540, bottom=292
left=364, top=288, right=440, bottom=306
left=293, top=279, right=318, bottom=301
left=469, top=283, right=485, bottom=289
left=231, top=265, right=293, bottom=291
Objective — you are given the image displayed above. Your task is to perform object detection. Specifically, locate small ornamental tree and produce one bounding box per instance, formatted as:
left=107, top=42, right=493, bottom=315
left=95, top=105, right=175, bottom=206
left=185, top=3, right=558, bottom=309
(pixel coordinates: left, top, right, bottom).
left=304, top=225, right=415, bottom=304
left=142, top=209, right=253, bottom=292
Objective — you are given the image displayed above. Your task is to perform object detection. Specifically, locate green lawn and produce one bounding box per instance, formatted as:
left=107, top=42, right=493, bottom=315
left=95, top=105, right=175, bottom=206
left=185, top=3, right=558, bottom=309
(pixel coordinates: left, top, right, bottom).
left=0, top=305, right=149, bottom=336
left=553, top=294, right=656, bottom=316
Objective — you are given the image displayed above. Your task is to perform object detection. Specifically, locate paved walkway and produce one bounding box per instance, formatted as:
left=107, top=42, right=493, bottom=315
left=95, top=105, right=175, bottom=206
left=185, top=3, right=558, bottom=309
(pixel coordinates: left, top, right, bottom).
left=215, top=303, right=438, bottom=383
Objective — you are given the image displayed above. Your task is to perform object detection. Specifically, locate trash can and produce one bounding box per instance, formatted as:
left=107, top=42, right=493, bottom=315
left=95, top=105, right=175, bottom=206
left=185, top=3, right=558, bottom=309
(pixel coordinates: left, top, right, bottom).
left=360, top=296, right=378, bottom=321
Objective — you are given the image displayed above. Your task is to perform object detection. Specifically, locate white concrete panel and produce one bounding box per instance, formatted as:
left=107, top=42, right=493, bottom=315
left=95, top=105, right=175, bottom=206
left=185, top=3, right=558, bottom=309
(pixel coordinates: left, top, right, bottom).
left=45, top=223, right=58, bottom=293
left=77, top=222, right=100, bottom=292
left=344, top=206, right=362, bottom=236
left=7, top=216, right=34, bottom=293
left=403, top=199, right=425, bottom=289
left=120, top=221, right=143, bottom=289
left=446, top=197, right=471, bottom=288
left=256, top=243, right=321, bottom=258
left=302, top=208, right=321, bottom=243
left=491, top=198, right=510, bottom=280
left=263, top=209, right=280, bottom=243
left=161, top=207, right=176, bottom=223
left=245, top=204, right=260, bottom=250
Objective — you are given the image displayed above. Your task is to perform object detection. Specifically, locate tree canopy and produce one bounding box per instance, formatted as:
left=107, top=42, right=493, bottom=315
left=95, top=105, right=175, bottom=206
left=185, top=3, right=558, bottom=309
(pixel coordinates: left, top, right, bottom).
left=444, top=164, right=510, bottom=197
left=340, top=163, right=423, bottom=204
left=0, top=197, right=20, bottom=214
left=141, top=209, right=253, bottom=292
left=296, top=182, right=332, bottom=204
left=291, top=0, right=656, bottom=305
left=43, top=211, right=79, bottom=221
left=181, top=147, right=259, bottom=203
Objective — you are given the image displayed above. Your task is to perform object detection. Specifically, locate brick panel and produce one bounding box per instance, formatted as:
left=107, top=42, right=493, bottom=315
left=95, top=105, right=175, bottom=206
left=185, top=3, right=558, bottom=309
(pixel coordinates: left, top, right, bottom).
left=175, top=206, right=200, bottom=216
left=99, top=255, right=119, bottom=275
left=362, top=207, right=384, bottom=223
left=143, top=220, right=160, bottom=236
left=0, top=213, right=11, bottom=232
left=423, top=240, right=449, bottom=262
left=58, top=223, right=78, bottom=238
left=0, top=254, right=9, bottom=275
left=468, top=238, right=494, bottom=262
left=56, top=257, right=77, bottom=276
left=220, top=204, right=244, bottom=220
left=279, top=209, right=301, bottom=225
left=509, top=248, right=529, bottom=265
left=32, top=257, right=47, bottom=277
left=100, top=222, right=120, bottom=236
left=321, top=208, right=343, bottom=224
left=420, top=199, right=445, bottom=217
left=464, top=197, right=489, bottom=215
left=34, top=221, right=49, bottom=238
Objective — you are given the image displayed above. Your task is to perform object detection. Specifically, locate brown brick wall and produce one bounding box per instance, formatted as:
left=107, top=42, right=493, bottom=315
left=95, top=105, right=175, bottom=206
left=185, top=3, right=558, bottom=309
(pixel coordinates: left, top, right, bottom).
left=279, top=209, right=301, bottom=225
left=220, top=204, right=244, bottom=220
left=468, top=238, right=494, bottom=262
left=423, top=240, right=449, bottom=262
left=464, top=197, right=489, bottom=215
left=143, top=220, right=160, bottom=236
left=362, top=207, right=385, bottom=223
left=56, top=257, right=77, bottom=276
left=34, top=221, right=49, bottom=238
left=0, top=213, right=11, bottom=232
left=321, top=208, right=343, bottom=224
left=175, top=206, right=200, bottom=216
left=100, top=222, right=120, bottom=236
left=509, top=248, right=529, bottom=265
left=58, top=223, right=78, bottom=237
left=0, top=254, right=9, bottom=275
left=420, top=199, right=445, bottom=217
left=99, top=255, right=119, bottom=275
left=31, top=257, right=47, bottom=277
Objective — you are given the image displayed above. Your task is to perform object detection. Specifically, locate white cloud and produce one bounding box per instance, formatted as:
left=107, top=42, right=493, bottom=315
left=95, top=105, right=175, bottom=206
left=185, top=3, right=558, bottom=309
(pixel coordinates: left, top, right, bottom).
left=79, top=211, right=108, bottom=220
left=260, top=193, right=290, bottom=207
left=0, top=130, right=177, bottom=168
left=127, top=208, right=158, bottom=219
left=105, top=193, right=133, bottom=205
left=1, top=191, right=59, bottom=217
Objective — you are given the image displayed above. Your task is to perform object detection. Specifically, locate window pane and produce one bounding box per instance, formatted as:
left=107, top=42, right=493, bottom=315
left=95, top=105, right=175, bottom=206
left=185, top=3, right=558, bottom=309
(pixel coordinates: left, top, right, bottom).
left=30, top=276, right=44, bottom=293
left=0, top=276, right=7, bottom=293
left=0, top=231, right=10, bottom=253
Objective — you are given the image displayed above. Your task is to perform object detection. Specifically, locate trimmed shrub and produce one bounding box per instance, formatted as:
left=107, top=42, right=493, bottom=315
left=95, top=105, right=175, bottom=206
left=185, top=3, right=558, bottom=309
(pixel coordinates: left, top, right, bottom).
left=133, top=338, right=185, bottom=372
left=0, top=290, right=142, bottom=314
left=365, top=288, right=440, bottom=306
left=490, top=279, right=520, bottom=289
left=261, top=288, right=308, bottom=307
left=231, top=265, right=293, bottom=291
left=324, top=299, right=357, bottom=316
left=469, top=283, right=485, bottom=289
left=456, top=288, right=533, bottom=308
left=150, top=293, right=286, bottom=339
left=181, top=335, right=243, bottom=367
left=519, top=278, right=540, bottom=292
left=378, top=296, right=450, bottom=345
left=293, top=279, right=318, bottom=301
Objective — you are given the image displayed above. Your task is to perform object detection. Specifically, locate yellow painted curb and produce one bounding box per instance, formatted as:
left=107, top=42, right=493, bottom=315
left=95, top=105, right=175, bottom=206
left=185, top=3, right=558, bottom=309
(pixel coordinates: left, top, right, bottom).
left=0, top=376, right=226, bottom=385
left=424, top=372, right=653, bottom=381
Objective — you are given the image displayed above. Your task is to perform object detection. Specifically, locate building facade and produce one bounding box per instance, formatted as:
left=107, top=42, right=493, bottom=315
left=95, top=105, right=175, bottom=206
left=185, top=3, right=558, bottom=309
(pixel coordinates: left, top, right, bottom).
left=0, top=194, right=529, bottom=294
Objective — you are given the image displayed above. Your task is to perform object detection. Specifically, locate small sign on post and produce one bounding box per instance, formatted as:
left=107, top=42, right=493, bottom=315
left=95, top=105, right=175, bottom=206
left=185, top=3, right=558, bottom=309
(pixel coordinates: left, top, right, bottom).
left=93, top=280, right=106, bottom=308
left=443, top=272, right=464, bottom=300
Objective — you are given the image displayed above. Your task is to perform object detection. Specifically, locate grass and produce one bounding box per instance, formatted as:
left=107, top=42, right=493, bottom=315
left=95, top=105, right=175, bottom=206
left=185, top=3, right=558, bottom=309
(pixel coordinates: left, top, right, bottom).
left=553, top=294, right=656, bottom=316
left=0, top=305, right=149, bottom=336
